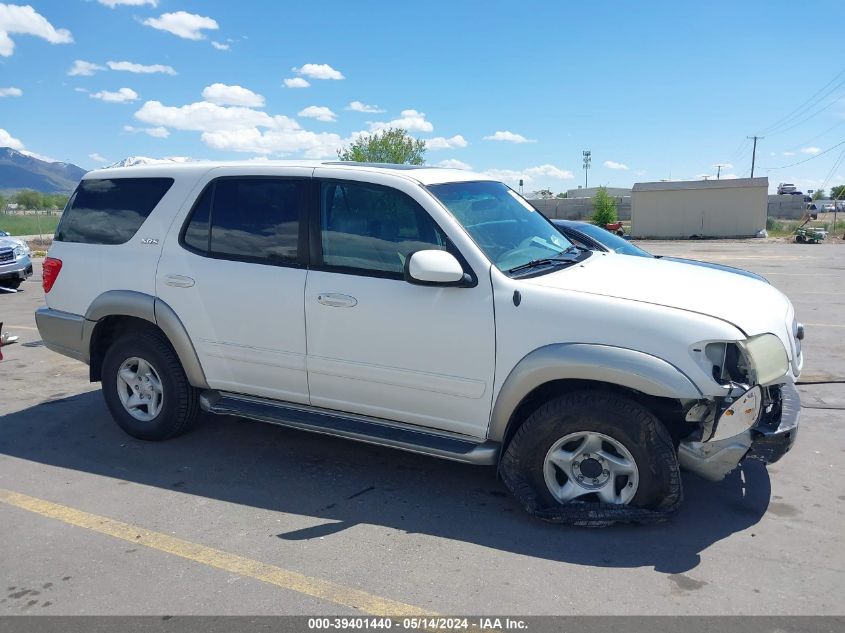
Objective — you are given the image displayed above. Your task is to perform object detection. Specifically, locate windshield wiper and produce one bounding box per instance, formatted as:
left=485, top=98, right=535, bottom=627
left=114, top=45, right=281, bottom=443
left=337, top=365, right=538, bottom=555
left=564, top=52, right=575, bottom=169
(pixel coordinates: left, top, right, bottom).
left=507, top=255, right=578, bottom=275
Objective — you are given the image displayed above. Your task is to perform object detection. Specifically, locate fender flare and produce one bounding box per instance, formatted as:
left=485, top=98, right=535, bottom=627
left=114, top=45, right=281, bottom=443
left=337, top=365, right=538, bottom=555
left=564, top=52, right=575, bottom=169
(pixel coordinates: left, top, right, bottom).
left=85, top=290, right=209, bottom=389
left=487, top=343, right=702, bottom=442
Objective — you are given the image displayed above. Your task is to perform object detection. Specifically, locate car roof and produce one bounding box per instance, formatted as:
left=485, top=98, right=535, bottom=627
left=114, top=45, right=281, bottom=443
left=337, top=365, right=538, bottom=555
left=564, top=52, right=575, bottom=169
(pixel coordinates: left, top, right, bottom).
left=551, top=219, right=592, bottom=228
left=83, top=161, right=496, bottom=187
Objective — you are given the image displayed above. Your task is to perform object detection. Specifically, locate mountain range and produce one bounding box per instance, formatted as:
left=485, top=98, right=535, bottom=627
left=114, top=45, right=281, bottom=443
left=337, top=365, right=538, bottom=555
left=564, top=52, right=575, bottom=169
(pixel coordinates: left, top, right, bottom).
left=0, top=148, right=87, bottom=193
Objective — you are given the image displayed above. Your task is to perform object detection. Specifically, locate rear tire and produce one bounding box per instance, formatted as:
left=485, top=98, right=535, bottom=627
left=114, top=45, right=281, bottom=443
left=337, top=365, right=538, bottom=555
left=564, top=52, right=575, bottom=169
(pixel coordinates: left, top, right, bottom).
left=501, top=390, right=680, bottom=521
left=101, top=328, right=200, bottom=440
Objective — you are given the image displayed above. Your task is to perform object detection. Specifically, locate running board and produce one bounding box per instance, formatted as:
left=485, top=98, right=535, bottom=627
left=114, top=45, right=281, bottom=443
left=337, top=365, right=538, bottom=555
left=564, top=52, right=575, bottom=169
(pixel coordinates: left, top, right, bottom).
left=200, top=391, right=499, bottom=465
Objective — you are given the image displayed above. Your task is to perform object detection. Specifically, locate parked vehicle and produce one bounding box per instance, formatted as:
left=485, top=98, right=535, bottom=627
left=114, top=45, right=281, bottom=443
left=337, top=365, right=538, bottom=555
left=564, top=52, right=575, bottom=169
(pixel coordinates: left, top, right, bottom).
left=35, top=162, right=803, bottom=522
left=552, top=220, right=769, bottom=283
left=0, top=234, right=33, bottom=291
left=777, top=183, right=797, bottom=195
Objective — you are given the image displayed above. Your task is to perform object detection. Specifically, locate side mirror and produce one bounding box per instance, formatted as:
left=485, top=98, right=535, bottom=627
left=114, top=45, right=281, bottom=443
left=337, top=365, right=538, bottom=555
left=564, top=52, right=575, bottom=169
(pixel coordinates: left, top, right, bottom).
left=404, top=250, right=468, bottom=286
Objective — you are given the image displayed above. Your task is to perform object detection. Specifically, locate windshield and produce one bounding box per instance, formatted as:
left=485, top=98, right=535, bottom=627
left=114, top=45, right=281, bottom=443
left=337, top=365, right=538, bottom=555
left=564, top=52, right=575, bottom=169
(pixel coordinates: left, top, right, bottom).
left=428, top=181, right=576, bottom=272
left=573, top=222, right=651, bottom=257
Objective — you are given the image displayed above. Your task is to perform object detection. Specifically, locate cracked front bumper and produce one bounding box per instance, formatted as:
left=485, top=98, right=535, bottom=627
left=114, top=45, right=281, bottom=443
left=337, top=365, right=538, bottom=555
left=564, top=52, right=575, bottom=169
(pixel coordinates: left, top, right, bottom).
left=678, top=382, right=800, bottom=480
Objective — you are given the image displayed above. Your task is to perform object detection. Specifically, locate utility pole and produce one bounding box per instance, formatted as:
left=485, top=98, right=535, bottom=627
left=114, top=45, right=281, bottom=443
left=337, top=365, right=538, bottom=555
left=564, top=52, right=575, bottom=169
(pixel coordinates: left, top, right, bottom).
left=582, top=150, right=591, bottom=189
left=747, top=136, right=763, bottom=178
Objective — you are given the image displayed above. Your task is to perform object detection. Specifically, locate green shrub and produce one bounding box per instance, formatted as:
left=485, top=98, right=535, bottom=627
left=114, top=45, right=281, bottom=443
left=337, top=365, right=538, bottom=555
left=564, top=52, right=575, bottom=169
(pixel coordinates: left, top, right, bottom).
left=591, top=187, right=618, bottom=226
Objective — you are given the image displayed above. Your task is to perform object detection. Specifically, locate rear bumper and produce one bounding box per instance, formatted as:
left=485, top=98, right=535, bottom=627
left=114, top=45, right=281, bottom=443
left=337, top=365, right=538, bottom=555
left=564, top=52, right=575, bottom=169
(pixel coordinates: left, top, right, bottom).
left=34, top=306, right=91, bottom=363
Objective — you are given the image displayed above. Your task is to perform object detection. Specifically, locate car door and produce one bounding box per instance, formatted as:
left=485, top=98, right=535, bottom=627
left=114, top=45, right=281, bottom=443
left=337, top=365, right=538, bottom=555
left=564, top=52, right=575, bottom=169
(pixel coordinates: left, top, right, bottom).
left=156, top=168, right=311, bottom=404
left=304, top=173, right=496, bottom=438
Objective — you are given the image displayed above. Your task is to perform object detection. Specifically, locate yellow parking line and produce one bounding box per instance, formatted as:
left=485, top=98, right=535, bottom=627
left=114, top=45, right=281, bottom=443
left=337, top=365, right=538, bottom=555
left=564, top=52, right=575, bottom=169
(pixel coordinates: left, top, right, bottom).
left=804, top=323, right=845, bottom=328
left=0, top=488, right=434, bottom=616
left=3, top=325, right=38, bottom=331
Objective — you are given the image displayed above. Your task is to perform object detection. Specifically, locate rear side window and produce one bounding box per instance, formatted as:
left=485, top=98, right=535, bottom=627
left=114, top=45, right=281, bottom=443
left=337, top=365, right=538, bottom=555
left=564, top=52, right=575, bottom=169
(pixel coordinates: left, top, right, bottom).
left=56, top=178, right=173, bottom=245
left=181, top=178, right=307, bottom=265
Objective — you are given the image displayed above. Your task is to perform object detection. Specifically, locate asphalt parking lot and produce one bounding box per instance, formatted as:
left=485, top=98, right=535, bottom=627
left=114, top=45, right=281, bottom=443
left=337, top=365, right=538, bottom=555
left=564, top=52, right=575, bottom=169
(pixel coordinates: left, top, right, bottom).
left=0, top=241, right=843, bottom=616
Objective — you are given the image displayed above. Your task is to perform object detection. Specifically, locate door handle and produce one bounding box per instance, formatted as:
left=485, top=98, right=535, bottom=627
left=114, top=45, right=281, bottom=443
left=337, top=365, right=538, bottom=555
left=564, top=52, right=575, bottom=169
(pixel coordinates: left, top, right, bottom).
left=163, top=274, right=195, bottom=288
left=317, top=293, right=358, bottom=308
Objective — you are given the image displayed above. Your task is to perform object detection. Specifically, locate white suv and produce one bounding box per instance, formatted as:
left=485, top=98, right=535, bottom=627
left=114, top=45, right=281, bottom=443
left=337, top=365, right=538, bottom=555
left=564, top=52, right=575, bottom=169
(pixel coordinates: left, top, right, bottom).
left=36, top=162, right=802, bottom=523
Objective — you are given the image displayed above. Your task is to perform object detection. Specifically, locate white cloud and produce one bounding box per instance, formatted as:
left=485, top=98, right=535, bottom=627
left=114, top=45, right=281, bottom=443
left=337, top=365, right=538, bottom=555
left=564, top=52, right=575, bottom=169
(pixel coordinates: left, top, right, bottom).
left=89, top=152, right=109, bottom=163
left=782, top=151, right=795, bottom=156
left=0, top=3, right=73, bottom=57
left=98, top=0, right=158, bottom=6
left=603, top=160, right=629, bottom=170
left=436, top=159, right=472, bottom=170
left=283, top=77, right=310, bottom=89
left=0, top=86, right=21, bottom=97
left=90, top=87, right=139, bottom=103
left=124, top=124, right=170, bottom=138
left=425, top=135, right=468, bottom=150
left=0, top=127, right=24, bottom=150
left=483, top=130, right=535, bottom=144
left=298, top=105, right=337, bottom=122
left=635, top=170, right=647, bottom=177
left=202, top=83, right=265, bottom=108
left=369, top=109, right=433, bottom=133
left=107, top=60, right=176, bottom=75
left=134, top=99, right=342, bottom=158
left=143, top=11, right=218, bottom=40
left=800, top=147, right=821, bottom=155
left=211, top=40, right=229, bottom=50
left=346, top=100, right=384, bottom=113
left=292, top=63, right=344, bottom=80
left=68, top=59, right=105, bottom=76
left=483, top=164, right=574, bottom=188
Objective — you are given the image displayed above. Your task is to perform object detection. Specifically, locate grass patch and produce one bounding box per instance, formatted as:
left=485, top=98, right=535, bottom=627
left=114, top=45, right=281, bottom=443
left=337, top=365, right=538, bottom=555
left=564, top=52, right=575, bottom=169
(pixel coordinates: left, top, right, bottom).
left=0, top=214, right=61, bottom=236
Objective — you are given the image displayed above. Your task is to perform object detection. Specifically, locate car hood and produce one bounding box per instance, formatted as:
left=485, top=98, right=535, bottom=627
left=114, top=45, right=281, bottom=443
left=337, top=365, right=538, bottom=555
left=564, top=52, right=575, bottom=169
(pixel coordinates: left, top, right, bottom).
left=0, top=237, right=26, bottom=250
left=524, top=252, right=793, bottom=341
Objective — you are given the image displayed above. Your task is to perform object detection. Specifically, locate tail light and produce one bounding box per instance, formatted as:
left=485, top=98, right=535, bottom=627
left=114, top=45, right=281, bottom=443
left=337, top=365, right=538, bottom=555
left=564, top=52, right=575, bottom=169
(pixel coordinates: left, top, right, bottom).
left=42, top=257, right=62, bottom=293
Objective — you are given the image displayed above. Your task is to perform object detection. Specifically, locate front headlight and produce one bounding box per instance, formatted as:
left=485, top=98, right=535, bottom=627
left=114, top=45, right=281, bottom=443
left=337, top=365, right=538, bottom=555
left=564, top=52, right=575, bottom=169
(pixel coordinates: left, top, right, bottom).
left=13, top=245, right=24, bottom=258
left=740, top=333, right=789, bottom=385
left=697, top=333, right=789, bottom=387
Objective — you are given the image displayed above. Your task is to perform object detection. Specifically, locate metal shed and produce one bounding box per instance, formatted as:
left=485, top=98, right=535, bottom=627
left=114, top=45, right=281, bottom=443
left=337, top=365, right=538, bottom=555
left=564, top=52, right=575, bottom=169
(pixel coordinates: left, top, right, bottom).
left=631, top=177, right=768, bottom=238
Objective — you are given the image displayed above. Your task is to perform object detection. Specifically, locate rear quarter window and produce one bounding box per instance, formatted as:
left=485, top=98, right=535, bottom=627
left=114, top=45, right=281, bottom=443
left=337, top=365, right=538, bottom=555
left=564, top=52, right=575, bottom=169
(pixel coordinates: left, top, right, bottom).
left=56, top=178, right=174, bottom=245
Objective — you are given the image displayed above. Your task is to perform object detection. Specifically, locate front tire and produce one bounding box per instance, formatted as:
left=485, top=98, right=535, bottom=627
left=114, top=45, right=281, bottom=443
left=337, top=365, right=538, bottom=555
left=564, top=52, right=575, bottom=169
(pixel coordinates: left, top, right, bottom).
left=101, top=328, right=200, bottom=440
left=500, top=390, right=680, bottom=523
left=0, top=279, right=21, bottom=291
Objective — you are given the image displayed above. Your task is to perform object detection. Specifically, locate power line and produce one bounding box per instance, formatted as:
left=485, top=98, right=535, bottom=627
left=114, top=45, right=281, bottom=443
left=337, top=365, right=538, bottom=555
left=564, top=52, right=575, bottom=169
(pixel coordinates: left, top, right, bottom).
left=762, top=138, right=845, bottom=170
left=757, top=69, right=845, bottom=136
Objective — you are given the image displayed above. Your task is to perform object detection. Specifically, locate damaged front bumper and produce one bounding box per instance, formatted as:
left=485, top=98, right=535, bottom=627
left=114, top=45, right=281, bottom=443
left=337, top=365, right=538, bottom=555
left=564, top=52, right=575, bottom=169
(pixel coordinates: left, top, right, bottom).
left=678, top=382, right=800, bottom=481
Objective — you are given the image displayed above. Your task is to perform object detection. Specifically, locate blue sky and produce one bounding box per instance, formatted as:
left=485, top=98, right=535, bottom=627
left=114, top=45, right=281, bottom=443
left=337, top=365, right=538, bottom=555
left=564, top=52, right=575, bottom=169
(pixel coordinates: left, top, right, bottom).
left=1, top=0, right=844, bottom=194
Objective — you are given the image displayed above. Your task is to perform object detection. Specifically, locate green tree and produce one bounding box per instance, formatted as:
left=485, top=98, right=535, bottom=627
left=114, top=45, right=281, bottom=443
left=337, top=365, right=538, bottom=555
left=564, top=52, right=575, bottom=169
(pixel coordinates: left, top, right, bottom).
left=590, top=186, right=618, bottom=226
left=12, top=189, right=43, bottom=210
left=337, top=127, right=426, bottom=165
left=811, top=189, right=825, bottom=200
left=556, top=191, right=568, bottom=198
left=830, top=184, right=845, bottom=200
left=0, top=193, right=6, bottom=211
left=45, top=193, right=69, bottom=209
left=532, top=189, right=554, bottom=199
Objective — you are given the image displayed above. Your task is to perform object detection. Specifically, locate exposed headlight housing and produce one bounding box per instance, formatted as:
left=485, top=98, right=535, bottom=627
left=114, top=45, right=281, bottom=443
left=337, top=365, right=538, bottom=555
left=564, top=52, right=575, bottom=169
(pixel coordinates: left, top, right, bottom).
left=12, top=245, right=24, bottom=258
left=699, top=333, right=789, bottom=387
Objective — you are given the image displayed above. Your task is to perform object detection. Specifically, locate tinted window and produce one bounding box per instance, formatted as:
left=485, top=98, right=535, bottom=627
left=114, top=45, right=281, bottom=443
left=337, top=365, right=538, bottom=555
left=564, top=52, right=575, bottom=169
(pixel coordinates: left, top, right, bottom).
left=183, top=186, right=211, bottom=252
left=182, top=178, right=306, bottom=264
left=572, top=222, right=651, bottom=257
left=56, top=178, right=173, bottom=245
left=320, top=181, right=448, bottom=274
